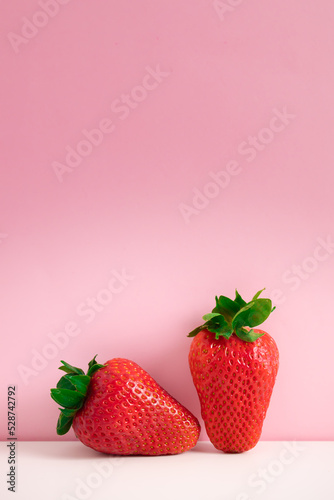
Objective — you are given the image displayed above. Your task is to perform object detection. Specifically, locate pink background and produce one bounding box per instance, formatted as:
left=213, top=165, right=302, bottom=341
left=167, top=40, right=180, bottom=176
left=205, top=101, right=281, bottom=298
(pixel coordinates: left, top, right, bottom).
left=1, top=0, right=333, bottom=442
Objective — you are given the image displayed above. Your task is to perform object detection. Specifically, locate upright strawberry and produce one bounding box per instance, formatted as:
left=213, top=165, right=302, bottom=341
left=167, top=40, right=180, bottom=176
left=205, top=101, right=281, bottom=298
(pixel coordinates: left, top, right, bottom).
left=188, top=289, right=279, bottom=453
left=50, top=356, right=200, bottom=455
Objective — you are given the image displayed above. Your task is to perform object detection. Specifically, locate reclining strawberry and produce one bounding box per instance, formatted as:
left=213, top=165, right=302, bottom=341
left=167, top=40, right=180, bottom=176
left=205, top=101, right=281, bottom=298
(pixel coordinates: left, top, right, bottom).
left=50, top=356, right=200, bottom=455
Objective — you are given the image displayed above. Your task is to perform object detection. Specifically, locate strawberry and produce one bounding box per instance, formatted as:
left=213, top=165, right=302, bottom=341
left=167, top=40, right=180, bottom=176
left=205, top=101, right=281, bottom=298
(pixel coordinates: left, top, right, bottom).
left=50, top=356, right=200, bottom=455
left=188, top=289, right=279, bottom=453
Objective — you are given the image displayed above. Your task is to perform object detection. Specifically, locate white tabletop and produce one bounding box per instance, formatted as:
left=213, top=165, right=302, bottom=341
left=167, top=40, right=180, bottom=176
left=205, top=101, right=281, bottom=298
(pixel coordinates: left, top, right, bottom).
left=1, top=440, right=333, bottom=499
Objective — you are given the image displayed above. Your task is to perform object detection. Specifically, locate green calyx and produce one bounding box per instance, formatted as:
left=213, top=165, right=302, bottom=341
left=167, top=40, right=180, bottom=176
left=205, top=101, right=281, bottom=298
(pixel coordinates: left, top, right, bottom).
left=188, top=289, right=275, bottom=342
left=50, top=356, right=105, bottom=435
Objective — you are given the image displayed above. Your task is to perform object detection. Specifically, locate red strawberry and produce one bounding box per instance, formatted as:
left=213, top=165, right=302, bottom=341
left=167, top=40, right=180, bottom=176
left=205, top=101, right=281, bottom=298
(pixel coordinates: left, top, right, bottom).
left=51, top=356, right=200, bottom=455
left=188, top=289, right=279, bottom=453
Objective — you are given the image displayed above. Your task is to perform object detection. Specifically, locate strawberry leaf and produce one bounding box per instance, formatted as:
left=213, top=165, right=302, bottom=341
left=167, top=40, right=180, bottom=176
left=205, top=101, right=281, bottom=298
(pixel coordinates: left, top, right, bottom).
left=88, top=355, right=98, bottom=371
left=58, top=360, right=85, bottom=376
left=56, top=375, right=90, bottom=397
left=87, top=355, right=105, bottom=377
left=88, top=364, right=105, bottom=377
left=212, top=295, right=240, bottom=321
left=232, top=299, right=273, bottom=332
left=56, top=375, right=90, bottom=395
left=252, top=288, right=265, bottom=300
left=188, top=314, right=233, bottom=339
left=57, top=375, right=76, bottom=391
left=59, top=408, right=77, bottom=417
left=68, top=375, right=90, bottom=394
left=187, top=325, right=207, bottom=338
left=234, top=290, right=247, bottom=308
left=50, top=388, right=84, bottom=408
left=205, top=314, right=233, bottom=340
left=235, top=327, right=265, bottom=342
left=56, top=412, right=75, bottom=435
left=202, top=313, right=222, bottom=321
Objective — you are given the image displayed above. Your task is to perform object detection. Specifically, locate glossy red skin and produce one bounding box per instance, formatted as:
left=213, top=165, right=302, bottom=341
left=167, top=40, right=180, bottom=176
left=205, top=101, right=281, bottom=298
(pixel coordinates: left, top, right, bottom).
left=189, top=329, right=279, bottom=453
left=72, top=358, right=200, bottom=455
